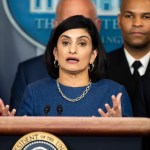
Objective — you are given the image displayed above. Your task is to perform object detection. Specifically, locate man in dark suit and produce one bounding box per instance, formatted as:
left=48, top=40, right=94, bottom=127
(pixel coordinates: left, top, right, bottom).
left=107, top=0, right=150, bottom=117
left=10, top=55, right=48, bottom=111
left=10, top=0, right=101, bottom=111
left=137, top=76, right=150, bottom=150
left=141, top=77, right=150, bottom=118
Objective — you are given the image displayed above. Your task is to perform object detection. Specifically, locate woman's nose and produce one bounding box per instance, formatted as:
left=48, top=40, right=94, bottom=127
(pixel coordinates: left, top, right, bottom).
left=69, top=44, right=78, bottom=54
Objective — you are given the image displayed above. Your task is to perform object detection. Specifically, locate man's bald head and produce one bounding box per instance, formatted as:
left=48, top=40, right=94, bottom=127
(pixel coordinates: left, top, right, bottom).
left=120, top=0, right=150, bottom=12
left=53, top=0, right=101, bottom=30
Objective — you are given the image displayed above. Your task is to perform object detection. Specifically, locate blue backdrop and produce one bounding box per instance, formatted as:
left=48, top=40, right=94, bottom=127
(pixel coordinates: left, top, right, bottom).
left=4, top=0, right=122, bottom=52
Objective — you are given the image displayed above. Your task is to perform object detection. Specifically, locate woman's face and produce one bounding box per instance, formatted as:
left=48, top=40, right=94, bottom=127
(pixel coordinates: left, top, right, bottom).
left=53, top=28, right=97, bottom=75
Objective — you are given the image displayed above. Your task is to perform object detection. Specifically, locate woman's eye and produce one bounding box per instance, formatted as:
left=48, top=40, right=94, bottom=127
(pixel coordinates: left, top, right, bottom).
left=79, top=42, right=86, bottom=46
left=62, top=41, right=70, bottom=45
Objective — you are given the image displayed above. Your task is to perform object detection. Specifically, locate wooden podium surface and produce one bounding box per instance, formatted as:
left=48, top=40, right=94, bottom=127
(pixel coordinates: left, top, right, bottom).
left=0, top=117, right=150, bottom=136
left=0, top=117, right=150, bottom=150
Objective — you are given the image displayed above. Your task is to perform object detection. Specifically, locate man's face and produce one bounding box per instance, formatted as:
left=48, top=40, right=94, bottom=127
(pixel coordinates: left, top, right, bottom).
left=118, top=0, right=150, bottom=50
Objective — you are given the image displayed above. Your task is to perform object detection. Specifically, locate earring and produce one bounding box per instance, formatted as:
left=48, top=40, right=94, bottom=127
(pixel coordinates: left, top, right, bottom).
left=54, top=60, right=59, bottom=68
left=88, top=63, right=94, bottom=72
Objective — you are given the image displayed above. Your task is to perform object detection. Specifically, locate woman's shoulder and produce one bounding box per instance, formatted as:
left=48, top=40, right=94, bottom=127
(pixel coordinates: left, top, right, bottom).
left=93, top=79, right=127, bottom=95
left=27, top=77, right=55, bottom=89
left=94, top=79, right=125, bottom=91
left=96, top=78, right=123, bottom=87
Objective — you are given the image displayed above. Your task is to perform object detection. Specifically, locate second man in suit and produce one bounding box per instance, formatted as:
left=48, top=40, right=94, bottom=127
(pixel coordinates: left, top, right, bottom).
left=107, top=0, right=150, bottom=117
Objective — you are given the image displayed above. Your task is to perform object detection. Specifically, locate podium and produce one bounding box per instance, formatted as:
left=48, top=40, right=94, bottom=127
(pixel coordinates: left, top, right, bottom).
left=0, top=117, right=150, bottom=150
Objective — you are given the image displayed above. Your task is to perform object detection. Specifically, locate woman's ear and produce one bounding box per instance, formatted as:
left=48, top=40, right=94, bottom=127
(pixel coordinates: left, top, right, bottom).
left=90, top=49, right=98, bottom=64
left=53, top=47, right=58, bottom=60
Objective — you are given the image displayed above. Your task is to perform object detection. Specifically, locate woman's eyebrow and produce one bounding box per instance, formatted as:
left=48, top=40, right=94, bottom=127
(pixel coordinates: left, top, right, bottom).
left=60, top=35, right=90, bottom=40
left=60, top=35, right=71, bottom=39
left=77, top=35, right=90, bottom=40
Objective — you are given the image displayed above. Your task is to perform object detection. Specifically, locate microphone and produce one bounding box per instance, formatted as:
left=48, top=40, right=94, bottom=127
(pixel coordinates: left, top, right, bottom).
left=44, top=105, right=50, bottom=116
left=57, top=105, right=63, bottom=116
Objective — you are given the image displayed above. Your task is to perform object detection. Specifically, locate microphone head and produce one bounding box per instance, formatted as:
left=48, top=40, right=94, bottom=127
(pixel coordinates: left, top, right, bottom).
left=44, top=105, right=50, bottom=112
left=44, top=105, right=50, bottom=116
left=57, top=105, right=63, bottom=112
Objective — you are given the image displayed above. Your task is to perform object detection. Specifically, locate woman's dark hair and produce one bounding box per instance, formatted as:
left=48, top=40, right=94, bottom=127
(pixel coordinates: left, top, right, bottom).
left=45, top=15, right=107, bottom=82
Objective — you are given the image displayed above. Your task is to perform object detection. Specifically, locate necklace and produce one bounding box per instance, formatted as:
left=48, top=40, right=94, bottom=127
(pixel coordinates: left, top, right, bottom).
left=56, top=79, right=91, bottom=102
